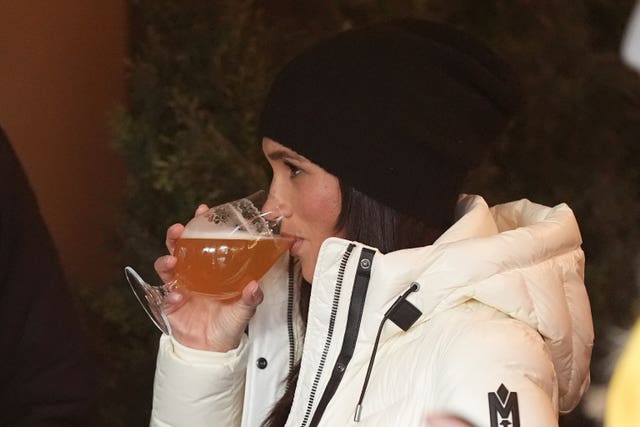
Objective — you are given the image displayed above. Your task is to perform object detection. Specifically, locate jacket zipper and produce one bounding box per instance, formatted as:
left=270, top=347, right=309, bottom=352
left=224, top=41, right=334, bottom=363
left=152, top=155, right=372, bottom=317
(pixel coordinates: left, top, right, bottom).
left=309, top=248, right=376, bottom=427
left=300, top=243, right=355, bottom=427
left=286, top=255, right=296, bottom=390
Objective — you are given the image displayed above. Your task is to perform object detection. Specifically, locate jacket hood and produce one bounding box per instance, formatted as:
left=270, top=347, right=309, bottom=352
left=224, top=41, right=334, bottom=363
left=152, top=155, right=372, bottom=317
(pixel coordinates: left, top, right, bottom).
left=314, top=194, right=593, bottom=413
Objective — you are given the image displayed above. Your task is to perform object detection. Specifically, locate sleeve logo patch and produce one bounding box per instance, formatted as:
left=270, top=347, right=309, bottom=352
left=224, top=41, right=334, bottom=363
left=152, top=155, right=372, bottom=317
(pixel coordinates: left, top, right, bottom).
left=488, top=383, right=520, bottom=427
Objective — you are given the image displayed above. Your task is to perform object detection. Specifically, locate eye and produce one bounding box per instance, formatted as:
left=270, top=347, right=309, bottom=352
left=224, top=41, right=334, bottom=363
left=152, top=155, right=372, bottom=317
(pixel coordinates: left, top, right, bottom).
left=284, top=161, right=302, bottom=178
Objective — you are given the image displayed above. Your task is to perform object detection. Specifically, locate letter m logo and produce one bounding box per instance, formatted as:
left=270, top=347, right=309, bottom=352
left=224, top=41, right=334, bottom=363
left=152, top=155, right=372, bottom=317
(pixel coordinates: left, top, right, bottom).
left=488, top=383, right=520, bottom=427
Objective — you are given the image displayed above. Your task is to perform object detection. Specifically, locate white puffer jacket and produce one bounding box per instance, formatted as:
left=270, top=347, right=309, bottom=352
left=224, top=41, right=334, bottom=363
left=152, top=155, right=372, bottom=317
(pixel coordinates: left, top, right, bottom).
left=152, top=195, right=593, bottom=427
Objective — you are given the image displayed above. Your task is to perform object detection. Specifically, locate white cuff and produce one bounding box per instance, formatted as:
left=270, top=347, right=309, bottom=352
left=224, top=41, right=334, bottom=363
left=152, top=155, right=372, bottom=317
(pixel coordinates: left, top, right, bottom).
left=168, top=334, right=248, bottom=365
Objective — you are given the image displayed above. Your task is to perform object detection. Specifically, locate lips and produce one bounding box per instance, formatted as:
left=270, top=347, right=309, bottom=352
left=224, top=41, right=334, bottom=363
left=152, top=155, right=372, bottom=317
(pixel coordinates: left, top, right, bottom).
left=281, top=232, right=303, bottom=256
left=290, top=238, right=304, bottom=256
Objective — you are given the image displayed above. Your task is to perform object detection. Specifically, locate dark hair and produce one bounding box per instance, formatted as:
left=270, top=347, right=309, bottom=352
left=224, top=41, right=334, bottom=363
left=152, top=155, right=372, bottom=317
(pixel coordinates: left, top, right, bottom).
left=336, top=182, right=449, bottom=253
left=262, top=182, right=450, bottom=426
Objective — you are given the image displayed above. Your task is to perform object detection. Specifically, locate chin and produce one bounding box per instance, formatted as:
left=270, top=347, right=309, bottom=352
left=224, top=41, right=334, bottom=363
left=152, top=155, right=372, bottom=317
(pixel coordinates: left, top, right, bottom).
left=301, top=270, right=313, bottom=283
left=300, top=262, right=314, bottom=283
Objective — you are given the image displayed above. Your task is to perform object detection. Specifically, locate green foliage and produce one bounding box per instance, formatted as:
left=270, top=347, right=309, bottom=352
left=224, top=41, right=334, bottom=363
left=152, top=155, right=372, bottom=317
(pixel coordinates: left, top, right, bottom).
left=83, top=1, right=640, bottom=425
left=113, top=0, right=275, bottom=271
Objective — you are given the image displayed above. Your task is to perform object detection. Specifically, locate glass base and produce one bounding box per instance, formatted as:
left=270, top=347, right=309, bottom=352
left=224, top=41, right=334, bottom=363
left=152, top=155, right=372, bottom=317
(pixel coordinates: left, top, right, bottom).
left=124, top=266, right=172, bottom=335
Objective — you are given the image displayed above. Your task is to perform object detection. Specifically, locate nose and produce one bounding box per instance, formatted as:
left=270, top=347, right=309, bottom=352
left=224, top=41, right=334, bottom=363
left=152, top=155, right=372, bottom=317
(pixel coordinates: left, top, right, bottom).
left=263, top=186, right=292, bottom=220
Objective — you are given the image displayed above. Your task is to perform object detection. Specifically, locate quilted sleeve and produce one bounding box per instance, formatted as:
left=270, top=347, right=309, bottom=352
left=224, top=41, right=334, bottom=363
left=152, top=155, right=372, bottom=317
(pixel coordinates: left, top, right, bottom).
left=431, top=315, right=559, bottom=427
left=151, top=334, right=249, bottom=427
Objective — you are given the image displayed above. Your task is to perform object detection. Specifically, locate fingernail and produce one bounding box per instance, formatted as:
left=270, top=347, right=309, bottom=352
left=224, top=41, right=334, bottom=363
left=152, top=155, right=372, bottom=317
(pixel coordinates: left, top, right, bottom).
left=167, top=292, right=182, bottom=304
left=251, top=282, right=261, bottom=297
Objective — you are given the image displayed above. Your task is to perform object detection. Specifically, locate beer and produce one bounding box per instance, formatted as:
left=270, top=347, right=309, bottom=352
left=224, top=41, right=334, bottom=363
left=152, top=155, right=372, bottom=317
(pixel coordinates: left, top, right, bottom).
left=125, top=190, right=286, bottom=334
left=174, top=231, right=291, bottom=299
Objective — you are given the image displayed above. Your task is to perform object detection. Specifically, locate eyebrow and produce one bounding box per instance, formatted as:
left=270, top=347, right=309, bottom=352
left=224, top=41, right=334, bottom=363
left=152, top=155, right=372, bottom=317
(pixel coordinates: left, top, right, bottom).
left=265, top=149, right=306, bottom=162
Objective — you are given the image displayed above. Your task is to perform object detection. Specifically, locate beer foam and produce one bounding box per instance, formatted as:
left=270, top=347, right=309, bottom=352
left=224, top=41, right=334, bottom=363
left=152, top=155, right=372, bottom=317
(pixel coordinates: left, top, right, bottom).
left=181, top=197, right=273, bottom=239
left=180, top=229, right=268, bottom=240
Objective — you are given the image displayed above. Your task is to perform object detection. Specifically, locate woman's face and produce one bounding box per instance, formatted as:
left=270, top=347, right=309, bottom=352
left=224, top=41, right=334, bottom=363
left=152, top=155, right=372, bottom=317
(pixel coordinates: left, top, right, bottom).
left=262, top=138, right=345, bottom=282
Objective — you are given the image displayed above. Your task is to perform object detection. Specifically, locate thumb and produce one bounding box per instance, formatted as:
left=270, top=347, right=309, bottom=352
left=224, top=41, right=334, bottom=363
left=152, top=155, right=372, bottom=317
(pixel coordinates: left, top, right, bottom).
left=229, top=281, right=263, bottom=325
left=240, top=280, right=264, bottom=308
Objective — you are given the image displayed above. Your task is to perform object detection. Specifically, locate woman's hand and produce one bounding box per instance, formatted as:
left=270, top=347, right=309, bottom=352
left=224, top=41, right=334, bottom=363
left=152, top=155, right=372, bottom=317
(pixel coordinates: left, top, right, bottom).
left=154, top=204, right=264, bottom=352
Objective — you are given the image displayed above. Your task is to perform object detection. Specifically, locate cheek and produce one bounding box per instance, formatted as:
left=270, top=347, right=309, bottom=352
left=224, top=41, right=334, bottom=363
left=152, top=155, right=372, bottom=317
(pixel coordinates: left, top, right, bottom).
left=300, top=181, right=342, bottom=236
left=299, top=186, right=341, bottom=283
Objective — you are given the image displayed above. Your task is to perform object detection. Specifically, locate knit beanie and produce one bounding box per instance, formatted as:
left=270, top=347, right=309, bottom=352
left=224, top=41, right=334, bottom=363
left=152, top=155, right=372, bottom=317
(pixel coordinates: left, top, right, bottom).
left=260, top=19, right=522, bottom=226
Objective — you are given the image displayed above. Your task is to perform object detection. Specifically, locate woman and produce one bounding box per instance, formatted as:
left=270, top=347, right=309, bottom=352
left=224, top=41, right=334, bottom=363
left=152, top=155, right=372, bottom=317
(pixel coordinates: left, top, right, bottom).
left=151, top=19, right=593, bottom=426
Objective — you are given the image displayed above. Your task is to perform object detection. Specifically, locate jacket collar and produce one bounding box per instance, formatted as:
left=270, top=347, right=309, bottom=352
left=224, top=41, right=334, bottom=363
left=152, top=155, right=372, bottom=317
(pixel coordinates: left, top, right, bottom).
left=308, top=195, right=495, bottom=330
left=308, top=194, right=584, bottom=341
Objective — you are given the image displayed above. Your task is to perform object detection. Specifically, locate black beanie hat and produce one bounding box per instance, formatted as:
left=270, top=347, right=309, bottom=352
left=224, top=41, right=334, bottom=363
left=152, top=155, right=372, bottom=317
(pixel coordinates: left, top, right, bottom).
left=260, top=19, right=522, bottom=226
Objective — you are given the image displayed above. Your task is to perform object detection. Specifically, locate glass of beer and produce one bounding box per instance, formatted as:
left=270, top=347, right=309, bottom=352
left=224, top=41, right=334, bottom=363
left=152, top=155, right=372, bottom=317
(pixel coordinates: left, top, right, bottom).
left=124, top=190, right=291, bottom=335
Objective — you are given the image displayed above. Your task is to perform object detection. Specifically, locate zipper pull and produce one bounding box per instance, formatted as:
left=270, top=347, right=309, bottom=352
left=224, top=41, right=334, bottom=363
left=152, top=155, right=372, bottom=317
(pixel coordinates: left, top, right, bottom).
left=353, top=282, right=420, bottom=422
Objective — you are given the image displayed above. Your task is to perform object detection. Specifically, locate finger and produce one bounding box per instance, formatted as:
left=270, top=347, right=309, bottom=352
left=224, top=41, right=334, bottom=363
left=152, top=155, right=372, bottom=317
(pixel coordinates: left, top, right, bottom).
left=194, top=203, right=209, bottom=217
left=166, top=223, right=185, bottom=254
left=228, top=281, right=263, bottom=326
left=154, top=255, right=177, bottom=283
left=163, top=287, right=190, bottom=315
left=239, top=280, right=264, bottom=309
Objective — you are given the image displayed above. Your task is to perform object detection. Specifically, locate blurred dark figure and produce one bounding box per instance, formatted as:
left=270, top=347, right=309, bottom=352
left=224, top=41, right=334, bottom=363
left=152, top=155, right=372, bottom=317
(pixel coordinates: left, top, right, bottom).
left=0, top=126, right=96, bottom=425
